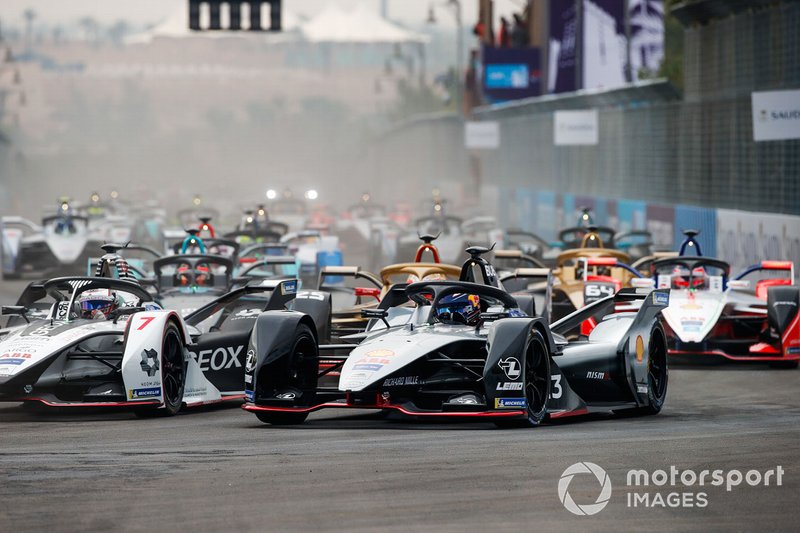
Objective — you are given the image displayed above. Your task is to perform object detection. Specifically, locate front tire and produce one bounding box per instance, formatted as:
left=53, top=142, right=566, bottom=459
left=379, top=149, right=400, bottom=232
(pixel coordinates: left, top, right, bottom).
left=495, top=329, right=550, bottom=428
left=135, top=323, right=186, bottom=417
left=618, top=325, right=668, bottom=417
left=255, top=323, right=316, bottom=425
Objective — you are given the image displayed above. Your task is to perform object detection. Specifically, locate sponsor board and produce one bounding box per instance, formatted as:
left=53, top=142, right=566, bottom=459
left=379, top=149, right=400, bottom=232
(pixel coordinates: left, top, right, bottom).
left=465, top=121, right=501, bottom=150
left=281, top=280, right=298, bottom=295
left=353, top=363, right=383, bottom=372
left=495, top=397, right=526, bottom=409
left=382, top=376, right=420, bottom=387
left=190, top=345, right=244, bottom=372
left=496, top=382, right=524, bottom=391
left=140, top=349, right=159, bottom=376
left=752, top=90, right=800, bottom=141
left=184, top=386, right=208, bottom=398
left=554, top=110, right=599, bottom=146
left=653, top=292, right=669, bottom=306
left=129, top=387, right=161, bottom=399
left=498, top=357, right=522, bottom=380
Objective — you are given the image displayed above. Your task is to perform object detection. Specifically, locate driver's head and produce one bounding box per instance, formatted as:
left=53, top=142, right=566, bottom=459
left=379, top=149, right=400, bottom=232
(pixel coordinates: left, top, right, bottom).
left=435, top=293, right=481, bottom=326
left=77, top=289, right=119, bottom=319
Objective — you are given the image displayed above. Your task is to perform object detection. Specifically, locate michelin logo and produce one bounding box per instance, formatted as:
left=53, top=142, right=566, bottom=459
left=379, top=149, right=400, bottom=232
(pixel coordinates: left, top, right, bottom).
left=129, top=387, right=161, bottom=399
left=495, top=398, right=526, bottom=409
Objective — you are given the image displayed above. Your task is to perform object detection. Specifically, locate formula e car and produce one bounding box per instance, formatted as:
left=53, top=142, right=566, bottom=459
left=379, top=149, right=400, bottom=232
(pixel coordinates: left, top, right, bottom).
left=317, top=234, right=461, bottom=340
left=243, top=248, right=670, bottom=427
left=653, top=232, right=799, bottom=367
left=1, top=204, right=103, bottom=278
left=0, top=248, right=327, bottom=414
left=0, top=276, right=226, bottom=414
left=505, top=227, right=646, bottom=323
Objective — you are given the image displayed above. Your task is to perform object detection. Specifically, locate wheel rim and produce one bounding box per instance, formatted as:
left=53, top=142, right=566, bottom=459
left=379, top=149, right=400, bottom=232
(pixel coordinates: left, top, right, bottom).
left=648, top=330, right=667, bottom=400
left=162, top=330, right=184, bottom=406
left=525, top=336, right=548, bottom=416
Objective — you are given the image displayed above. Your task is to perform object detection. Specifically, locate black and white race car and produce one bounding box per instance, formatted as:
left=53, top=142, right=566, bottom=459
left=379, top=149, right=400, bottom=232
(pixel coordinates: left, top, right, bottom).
left=242, top=250, right=670, bottom=427
left=0, top=253, right=328, bottom=415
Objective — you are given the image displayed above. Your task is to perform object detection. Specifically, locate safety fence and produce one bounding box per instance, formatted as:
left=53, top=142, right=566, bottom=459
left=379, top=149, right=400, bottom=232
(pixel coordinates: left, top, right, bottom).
left=366, top=2, right=800, bottom=216
left=485, top=185, right=800, bottom=276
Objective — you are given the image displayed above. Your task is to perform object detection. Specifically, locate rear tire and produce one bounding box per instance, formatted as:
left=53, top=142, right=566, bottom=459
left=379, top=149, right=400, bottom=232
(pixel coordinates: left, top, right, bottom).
left=495, top=329, right=550, bottom=428
left=254, top=323, right=316, bottom=425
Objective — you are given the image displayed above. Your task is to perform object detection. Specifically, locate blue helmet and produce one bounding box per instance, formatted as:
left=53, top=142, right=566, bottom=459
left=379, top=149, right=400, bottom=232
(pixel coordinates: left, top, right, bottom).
left=435, top=293, right=481, bottom=326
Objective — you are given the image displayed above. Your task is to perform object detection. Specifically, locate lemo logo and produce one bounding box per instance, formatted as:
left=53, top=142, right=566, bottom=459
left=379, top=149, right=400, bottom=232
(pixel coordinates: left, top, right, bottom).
left=558, top=462, right=613, bottom=516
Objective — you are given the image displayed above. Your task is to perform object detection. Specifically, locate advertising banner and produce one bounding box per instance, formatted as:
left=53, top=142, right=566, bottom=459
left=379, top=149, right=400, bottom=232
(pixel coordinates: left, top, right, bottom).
left=482, top=46, right=542, bottom=102
left=582, top=0, right=627, bottom=90
left=548, top=0, right=579, bottom=94
left=464, top=121, right=500, bottom=149
left=645, top=203, right=674, bottom=251
left=628, top=0, right=665, bottom=80
left=717, top=209, right=800, bottom=277
left=673, top=205, right=717, bottom=256
left=554, top=110, right=599, bottom=145
left=751, top=90, right=800, bottom=141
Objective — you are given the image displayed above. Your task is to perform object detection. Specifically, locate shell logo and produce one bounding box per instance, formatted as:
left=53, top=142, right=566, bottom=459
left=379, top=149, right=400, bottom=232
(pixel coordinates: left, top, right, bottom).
left=635, top=336, right=644, bottom=362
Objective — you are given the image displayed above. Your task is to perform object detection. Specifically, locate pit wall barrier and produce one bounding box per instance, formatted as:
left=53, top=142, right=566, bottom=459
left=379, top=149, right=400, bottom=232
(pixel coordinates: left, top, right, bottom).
left=491, top=188, right=800, bottom=276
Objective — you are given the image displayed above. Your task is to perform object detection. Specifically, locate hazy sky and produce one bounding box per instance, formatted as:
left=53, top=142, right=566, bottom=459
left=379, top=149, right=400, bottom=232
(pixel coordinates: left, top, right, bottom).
left=0, top=0, right=524, bottom=28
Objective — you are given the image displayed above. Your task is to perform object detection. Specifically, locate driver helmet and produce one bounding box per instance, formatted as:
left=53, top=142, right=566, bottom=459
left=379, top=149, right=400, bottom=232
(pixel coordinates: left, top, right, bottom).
left=435, top=293, right=481, bottom=326
left=77, top=289, right=120, bottom=319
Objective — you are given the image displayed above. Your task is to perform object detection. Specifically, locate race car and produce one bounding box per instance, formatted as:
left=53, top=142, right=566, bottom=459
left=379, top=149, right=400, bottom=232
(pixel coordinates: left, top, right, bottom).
left=242, top=248, right=670, bottom=427
left=509, top=227, right=646, bottom=323
left=0, top=249, right=326, bottom=414
left=316, top=234, right=461, bottom=339
left=280, top=230, right=342, bottom=285
left=653, top=232, right=799, bottom=367
left=151, top=254, right=236, bottom=316
left=1, top=199, right=103, bottom=278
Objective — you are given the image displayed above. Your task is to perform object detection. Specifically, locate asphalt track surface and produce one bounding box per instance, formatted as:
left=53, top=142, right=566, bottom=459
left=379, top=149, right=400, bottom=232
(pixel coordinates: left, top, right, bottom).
left=1, top=279, right=800, bottom=532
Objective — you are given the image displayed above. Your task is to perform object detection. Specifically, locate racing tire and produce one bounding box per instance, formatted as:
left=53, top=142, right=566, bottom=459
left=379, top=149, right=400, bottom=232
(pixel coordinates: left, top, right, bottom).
left=618, top=325, right=669, bottom=417
left=135, top=323, right=187, bottom=418
left=255, top=323, right=316, bottom=425
left=495, top=329, right=551, bottom=428
left=769, top=360, right=799, bottom=369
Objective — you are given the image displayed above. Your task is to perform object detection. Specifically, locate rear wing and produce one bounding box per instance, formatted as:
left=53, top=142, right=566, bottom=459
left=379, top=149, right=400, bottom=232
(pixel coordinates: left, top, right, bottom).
left=735, top=261, right=795, bottom=282
left=499, top=268, right=552, bottom=322
left=581, top=257, right=643, bottom=281
left=183, top=278, right=298, bottom=327
left=317, top=266, right=381, bottom=289
left=551, top=287, right=670, bottom=338
left=494, top=249, right=547, bottom=269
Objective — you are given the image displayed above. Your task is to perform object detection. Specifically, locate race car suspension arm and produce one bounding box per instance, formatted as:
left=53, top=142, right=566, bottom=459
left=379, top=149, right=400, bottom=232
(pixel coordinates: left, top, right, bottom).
left=318, top=360, right=345, bottom=378
left=66, top=349, right=123, bottom=372
left=426, top=352, right=483, bottom=380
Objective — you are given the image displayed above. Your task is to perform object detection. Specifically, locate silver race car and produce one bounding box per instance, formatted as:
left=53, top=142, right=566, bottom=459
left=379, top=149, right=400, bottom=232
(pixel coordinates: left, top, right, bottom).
left=243, top=248, right=670, bottom=427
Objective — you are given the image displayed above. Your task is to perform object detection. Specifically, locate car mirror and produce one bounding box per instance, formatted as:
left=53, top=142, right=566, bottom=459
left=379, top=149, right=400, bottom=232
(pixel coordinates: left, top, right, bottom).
left=728, top=279, right=750, bottom=290
left=361, top=308, right=390, bottom=328
left=1, top=305, right=29, bottom=323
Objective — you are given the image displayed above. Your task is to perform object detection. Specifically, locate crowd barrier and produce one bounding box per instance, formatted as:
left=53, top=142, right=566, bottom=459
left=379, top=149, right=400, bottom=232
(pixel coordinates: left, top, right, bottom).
left=489, top=186, right=800, bottom=276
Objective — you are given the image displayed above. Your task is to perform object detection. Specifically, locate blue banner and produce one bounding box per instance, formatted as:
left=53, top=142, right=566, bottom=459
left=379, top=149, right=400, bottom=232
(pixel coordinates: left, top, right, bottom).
left=482, top=46, right=542, bottom=103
